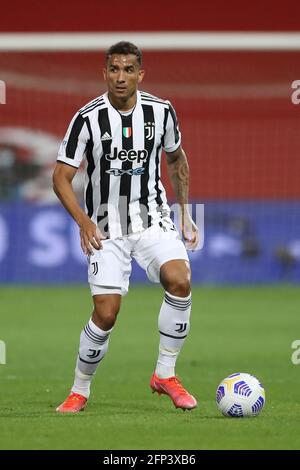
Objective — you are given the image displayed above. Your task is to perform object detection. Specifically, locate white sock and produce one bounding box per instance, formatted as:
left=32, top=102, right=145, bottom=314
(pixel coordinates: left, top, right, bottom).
left=71, top=319, right=112, bottom=398
left=155, top=291, right=191, bottom=379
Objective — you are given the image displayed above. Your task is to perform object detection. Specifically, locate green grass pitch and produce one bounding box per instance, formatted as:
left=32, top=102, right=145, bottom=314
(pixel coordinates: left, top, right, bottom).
left=1, top=285, right=300, bottom=450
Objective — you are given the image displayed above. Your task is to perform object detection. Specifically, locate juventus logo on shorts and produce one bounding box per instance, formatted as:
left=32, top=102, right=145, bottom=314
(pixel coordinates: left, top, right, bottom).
left=91, top=262, right=98, bottom=275
left=144, top=122, right=155, bottom=140
left=175, top=323, right=187, bottom=333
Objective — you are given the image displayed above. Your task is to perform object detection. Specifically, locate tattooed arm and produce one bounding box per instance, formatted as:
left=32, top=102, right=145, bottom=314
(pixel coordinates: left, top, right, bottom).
left=166, top=146, right=199, bottom=250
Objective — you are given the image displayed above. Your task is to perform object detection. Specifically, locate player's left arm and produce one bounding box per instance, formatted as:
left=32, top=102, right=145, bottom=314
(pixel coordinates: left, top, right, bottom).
left=166, top=145, right=199, bottom=250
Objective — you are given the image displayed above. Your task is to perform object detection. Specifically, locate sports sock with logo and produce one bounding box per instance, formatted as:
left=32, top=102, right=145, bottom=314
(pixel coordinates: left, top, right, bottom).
left=155, top=291, right=192, bottom=379
left=71, top=318, right=112, bottom=398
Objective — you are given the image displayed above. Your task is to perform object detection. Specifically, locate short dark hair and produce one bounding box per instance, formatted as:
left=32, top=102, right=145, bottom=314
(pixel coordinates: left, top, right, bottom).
left=106, top=41, right=142, bottom=66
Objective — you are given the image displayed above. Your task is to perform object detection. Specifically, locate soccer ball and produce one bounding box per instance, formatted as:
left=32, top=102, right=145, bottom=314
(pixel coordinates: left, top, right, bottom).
left=216, top=372, right=265, bottom=418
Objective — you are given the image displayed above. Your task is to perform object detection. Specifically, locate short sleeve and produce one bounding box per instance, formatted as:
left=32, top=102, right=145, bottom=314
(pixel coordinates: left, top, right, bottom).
left=57, top=112, right=89, bottom=168
left=162, top=101, right=181, bottom=153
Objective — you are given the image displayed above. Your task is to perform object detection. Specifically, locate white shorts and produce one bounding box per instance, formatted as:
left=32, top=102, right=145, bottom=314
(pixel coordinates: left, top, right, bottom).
left=88, top=218, right=189, bottom=296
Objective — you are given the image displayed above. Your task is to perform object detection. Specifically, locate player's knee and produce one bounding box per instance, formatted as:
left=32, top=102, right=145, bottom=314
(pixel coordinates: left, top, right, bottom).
left=92, top=308, right=118, bottom=330
left=92, top=295, right=121, bottom=330
left=165, top=276, right=191, bottom=298
left=160, top=260, right=191, bottom=298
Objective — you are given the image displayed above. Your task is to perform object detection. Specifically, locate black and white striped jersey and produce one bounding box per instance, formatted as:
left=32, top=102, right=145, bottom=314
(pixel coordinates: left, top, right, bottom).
left=57, top=90, right=181, bottom=239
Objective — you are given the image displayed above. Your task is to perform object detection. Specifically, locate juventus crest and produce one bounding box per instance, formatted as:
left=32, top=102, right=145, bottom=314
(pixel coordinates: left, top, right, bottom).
left=144, top=121, right=155, bottom=140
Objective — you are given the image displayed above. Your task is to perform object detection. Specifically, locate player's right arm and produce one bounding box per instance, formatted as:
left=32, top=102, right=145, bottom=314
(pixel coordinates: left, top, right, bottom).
left=52, top=162, right=103, bottom=255
left=53, top=111, right=104, bottom=255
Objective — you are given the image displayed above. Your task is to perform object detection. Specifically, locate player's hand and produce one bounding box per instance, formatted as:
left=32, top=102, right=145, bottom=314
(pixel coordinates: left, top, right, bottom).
left=79, top=216, right=106, bottom=255
left=181, top=211, right=199, bottom=251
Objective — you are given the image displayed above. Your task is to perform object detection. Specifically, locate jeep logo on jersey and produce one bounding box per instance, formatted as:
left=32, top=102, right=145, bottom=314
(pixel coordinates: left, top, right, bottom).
left=105, top=148, right=148, bottom=163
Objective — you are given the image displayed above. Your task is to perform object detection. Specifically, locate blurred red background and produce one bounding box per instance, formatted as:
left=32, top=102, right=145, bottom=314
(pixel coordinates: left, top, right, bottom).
left=2, top=0, right=300, bottom=32
left=1, top=0, right=300, bottom=200
left=0, top=50, right=299, bottom=199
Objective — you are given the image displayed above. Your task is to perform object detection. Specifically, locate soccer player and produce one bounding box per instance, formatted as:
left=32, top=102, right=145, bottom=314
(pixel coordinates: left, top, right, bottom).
left=53, top=41, right=199, bottom=413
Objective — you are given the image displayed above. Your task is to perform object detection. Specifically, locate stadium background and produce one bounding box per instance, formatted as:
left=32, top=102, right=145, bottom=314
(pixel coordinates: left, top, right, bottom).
left=1, top=0, right=300, bottom=452
left=1, top=0, right=300, bottom=284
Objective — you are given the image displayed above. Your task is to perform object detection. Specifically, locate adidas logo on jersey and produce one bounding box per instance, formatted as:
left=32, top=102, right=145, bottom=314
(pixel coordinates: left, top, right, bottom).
left=101, top=132, right=112, bottom=141
left=105, top=147, right=148, bottom=163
